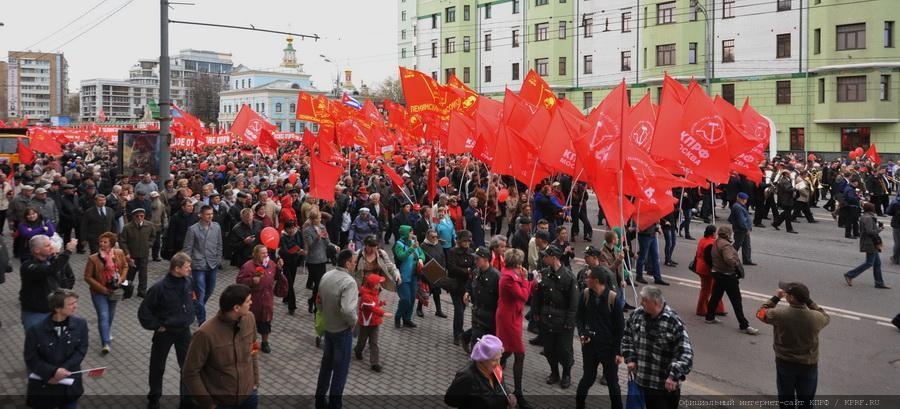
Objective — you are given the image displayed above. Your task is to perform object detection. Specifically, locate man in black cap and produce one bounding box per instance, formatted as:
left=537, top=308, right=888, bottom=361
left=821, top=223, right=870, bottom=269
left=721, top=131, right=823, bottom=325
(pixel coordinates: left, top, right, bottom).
left=510, top=217, right=532, bottom=256
left=127, top=190, right=152, bottom=223
left=533, top=245, right=579, bottom=389
left=575, top=266, right=625, bottom=409
left=577, top=246, right=604, bottom=292
left=463, top=246, right=501, bottom=353
left=446, top=230, right=475, bottom=345
left=757, top=281, right=830, bottom=409
left=58, top=184, right=84, bottom=253
left=120, top=208, right=157, bottom=297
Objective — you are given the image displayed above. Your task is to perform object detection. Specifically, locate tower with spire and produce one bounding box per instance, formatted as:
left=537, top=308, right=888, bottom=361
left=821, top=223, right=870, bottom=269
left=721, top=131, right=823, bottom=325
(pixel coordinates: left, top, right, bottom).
left=281, top=36, right=299, bottom=70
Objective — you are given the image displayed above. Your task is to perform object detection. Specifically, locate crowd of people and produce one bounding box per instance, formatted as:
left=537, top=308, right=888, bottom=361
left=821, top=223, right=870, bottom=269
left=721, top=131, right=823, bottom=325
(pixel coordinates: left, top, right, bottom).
left=3, top=138, right=899, bottom=409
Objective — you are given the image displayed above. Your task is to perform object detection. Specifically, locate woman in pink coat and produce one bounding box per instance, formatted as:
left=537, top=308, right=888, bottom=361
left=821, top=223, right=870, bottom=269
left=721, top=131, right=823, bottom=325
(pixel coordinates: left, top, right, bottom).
left=236, top=244, right=282, bottom=353
left=494, top=248, right=535, bottom=409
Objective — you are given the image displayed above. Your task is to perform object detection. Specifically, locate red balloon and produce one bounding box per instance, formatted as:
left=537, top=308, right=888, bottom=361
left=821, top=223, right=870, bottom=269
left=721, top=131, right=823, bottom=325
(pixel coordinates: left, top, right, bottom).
left=439, top=176, right=450, bottom=187
left=199, top=162, right=209, bottom=171
left=849, top=151, right=860, bottom=160
left=260, top=227, right=280, bottom=250
left=498, top=188, right=509, bottom=203
left=855, top=147, right=864, bottom=155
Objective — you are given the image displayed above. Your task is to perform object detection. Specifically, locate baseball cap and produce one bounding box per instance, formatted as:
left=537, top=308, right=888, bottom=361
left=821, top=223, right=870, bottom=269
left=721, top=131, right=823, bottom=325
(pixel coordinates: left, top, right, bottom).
left=540, top=245, right=563, bottom=258
left=474, top=246, right=491, bottom=260
left=778, top=281, right=810, bottom=304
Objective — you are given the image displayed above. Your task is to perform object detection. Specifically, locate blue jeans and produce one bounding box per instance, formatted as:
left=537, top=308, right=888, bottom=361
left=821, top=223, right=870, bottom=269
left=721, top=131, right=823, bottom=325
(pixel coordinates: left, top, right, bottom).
left=662, top=228, right=677, bottom=263
left=845, top=252, right=885, bottom=286
left=216, top=389, right=259, bottom=409
left=90, top=293, right=117, bottom=346
left=396, top=275, right=417, bottom=322
left=776, top=360, right=818, bottom=409
left=315, top=329, right=352, bottom=409
left=635, top=235, right=661, bottom=282
left=192, top=267, right=219, bottom=324
left=21, top=310, right=51, bottom=331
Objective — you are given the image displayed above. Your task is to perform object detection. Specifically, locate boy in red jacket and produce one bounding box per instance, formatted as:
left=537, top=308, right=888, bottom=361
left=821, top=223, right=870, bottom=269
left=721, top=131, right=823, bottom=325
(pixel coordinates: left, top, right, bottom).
left=355, top=273, right=388, bottom=372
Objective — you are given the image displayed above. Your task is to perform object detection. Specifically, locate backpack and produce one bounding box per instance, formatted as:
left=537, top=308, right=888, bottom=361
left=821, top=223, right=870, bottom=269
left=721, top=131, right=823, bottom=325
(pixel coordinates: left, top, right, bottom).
left=582, top=288, right=617, bottom=311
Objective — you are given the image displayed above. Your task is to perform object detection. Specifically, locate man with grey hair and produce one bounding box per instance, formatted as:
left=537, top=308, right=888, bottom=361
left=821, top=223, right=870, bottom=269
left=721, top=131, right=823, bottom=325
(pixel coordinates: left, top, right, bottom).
left=622, top=285, right=693, bottom=409
left=30, top=187, right=59, bottom=225
left=488, top=234, right=508, bottom=270
left=706, top=225, right=759, bottom=335
left=19, top=235, right=78, bottom=330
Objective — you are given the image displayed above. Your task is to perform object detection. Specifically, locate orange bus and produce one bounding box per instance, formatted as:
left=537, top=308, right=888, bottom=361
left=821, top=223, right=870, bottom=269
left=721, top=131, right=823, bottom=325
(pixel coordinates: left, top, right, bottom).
left=0, top=128, right=29, bottom=164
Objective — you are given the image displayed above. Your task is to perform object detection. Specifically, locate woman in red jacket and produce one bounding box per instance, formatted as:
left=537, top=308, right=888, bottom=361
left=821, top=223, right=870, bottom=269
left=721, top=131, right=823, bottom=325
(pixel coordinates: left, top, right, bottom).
left=448, top=196, right=464, bottom=231
left=236, top=244, right=283, bottom=353
left=494, top=248, right=535, bottom=409
left=694, top=225, right=727, bottom=316
left=278, top=194, right=297, bottom=231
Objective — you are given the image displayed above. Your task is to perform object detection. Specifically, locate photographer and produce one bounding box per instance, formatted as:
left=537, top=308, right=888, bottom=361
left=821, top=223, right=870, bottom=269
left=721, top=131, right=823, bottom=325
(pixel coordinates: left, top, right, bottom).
left=83, top=232, right=129, bottom=355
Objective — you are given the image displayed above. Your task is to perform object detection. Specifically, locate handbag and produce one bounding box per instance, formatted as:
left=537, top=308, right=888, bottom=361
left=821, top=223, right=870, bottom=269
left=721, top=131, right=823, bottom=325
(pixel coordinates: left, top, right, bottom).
left=688, top=258, right=697, bottom=273
left=625, top=374, right=646, bottom=409
left=274, top=270, right=289, bottom=298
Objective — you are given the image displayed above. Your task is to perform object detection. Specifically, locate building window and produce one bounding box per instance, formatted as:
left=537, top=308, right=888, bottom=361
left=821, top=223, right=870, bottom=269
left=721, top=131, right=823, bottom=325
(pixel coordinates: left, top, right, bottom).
left=689, top=42, right=698, bottom=64
left=445, top=68, right=456, bottom=81
left=818, top=78, right=825, bottom=103
left=837, top=23, right=866, bottom=50
left=445, top=37, right=456, bottom=53
left=814, top=29, right=821, bottom=54
left=431, top=71, right=438, bottom=80
left=722, top=83, right=735, bottom=104
left=886, top=21, right=895, bottom=47
left=485, top=66, right=492, bottom=83
left=432, top=14, right=438, bottom=29
left=776, top=34, right=791, bottom=58
left=690, top=0, right=699, bottom=21
left=881, top=74, right=891, bottom=100
left=558, top=92, right=566, bottom=100
left=463, top=36, right=471, bottom=52
left=485, top=34, right=492, bottom=51
left=485, top=4, right=492, bottom=19
left=722, top=40, right=735, bottom=63
left=777, top=0, right=791, bottom=11
left=841, top=127, right=870, bottom=151
left=621, top=12, right=631, bottom=32
left=657, top=2, right=675, bottom=25
left=401, top=48, right=407, bottom=59
left=583, top=55, right=593, bottom=74
left=789, top=128, right=805, bottom=151
left=621, top=51, right=632, bottom=71
left=559, top=57, right=567, bottom=75
left=290, top=103, right=296, bottom=113
left=463, top=5, right=470, bottom=21
left=512, top=63, right=520, bottom=80
left=536, top=23, right=549, bottom=41
left=401, top=11, right=406, bottom=21
left=513, top=0, right=520, bottom=14
left=536, top=0, right=548, bottom=6
left=723, top=0, right=735, bottom=18
left=432, top=41, right=438, bottom=58
left=776, top=81, right=792, bottom=104
left=512, top=29, right=520, bottom=47
left=559, top=21, right=567, bottom=39
left=584, top=16, right=594, bottom=37
left=583, top=92, right=593, bottom=110
left=401, top=29, right=406, bottom=40
left=837, top=75, right=867, bottom=102
left=657, top=43, right=676, bottom=66
left=535, top=58, right=549, bottom=76
left=446, top=7, right=456, bottom=23
left=463, top=67, right=471, bottom=83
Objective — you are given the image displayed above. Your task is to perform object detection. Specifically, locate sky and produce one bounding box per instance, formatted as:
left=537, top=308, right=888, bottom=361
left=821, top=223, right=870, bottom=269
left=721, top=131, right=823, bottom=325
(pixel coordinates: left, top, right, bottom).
left=0, top=0, right=399, bottom=93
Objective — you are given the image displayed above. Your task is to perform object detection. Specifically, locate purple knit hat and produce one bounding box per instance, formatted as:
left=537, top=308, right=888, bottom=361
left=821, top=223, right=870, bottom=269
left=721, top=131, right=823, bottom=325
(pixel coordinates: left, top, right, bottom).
left=470, top=335, right=504, bottom=362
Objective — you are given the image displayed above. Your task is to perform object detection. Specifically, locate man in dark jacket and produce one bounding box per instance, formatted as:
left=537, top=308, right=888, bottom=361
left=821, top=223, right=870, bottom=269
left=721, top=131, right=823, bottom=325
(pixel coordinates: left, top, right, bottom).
left=772, top=170, right=798, bottom=233
left=80, top=194, right=116, bottom=254
left=57, top=184, right=84, bottom=253
left=533, top=245, right=579, bottom=389
left=446, top=230, right=475, bottom=346
left=510, top=217, right=532, bottom=255
left=226, top=208, right=262, bottom=267
left=19, top=236, right=78, bottom=330
left=138, top=252, right=196, bottom=409
left=730, top=192, right=755, bottom=265
left=575, top=266, right=625, bottom=409
left=163, top=200, right=198, bottom=259
left=464, top=247, right=500, bottom=352
left=120, top=208, right=157, bottom=297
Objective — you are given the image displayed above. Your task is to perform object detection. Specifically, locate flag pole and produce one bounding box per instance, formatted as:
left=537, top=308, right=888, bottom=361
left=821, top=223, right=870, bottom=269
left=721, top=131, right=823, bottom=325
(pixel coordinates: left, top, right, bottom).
left=710, top=181, right=716, bottom=222
left=565, top=168, right=585, bottom=209
left=616, top=80, right=639, bottom=302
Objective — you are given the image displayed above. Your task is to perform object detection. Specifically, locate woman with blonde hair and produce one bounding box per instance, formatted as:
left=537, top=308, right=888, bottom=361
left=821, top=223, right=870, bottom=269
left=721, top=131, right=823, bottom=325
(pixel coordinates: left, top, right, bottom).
left=303, top=210, right=338, bottom=313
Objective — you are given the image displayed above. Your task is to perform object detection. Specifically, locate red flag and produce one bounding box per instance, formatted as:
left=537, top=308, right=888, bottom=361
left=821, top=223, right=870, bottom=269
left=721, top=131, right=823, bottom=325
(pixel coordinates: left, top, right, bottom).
left=866, top=143, right=882, bottom=165
left=519, top=70, right=559, bottom=111
left=308, top=155, right=343, bottom=201
left=258, top=127, right=278, bottom=156
left=296, top=93, right=334, bottom=125
left=574, top=82, right=629, bottom=177
left=633, top=193, right=678, bottom=231
left=231, top=105, right=277, bottom=148
left=381, top=163, right=406, bottom=190
left=172, top=105, right=204, bottom=137
left=27, top=128, right=63, bottom=155
left=400, top=67, right=448, bottom=116
left=740, top=99, right=771, bottom=161
left=302, top=129, right=318, bottom=151
left=427, top=148, right=438, bottom=204
left=86, top=367, right=106, bottom=377
left=503, top=89, right=552, bottom=151
left=447, top=111, right=476, bottom=154
left=540, top=110, right=580, bottom=175
left=17, top=138, right=34, bottom=165
left=624, top=94, right=657, bottom=154
left=446, top=75, right=479, bottom=117
left=0, top=120, right=6, bottom=128
left=317, top=138, right=344, bottom=164
left=591, top=170, right=635, bottom=228
left=713, top=96, right=757, bottom=158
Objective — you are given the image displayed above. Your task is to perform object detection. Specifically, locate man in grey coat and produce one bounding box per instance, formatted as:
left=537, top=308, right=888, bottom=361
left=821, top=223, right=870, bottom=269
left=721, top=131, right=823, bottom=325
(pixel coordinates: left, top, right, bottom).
left=315, top=249, right=359, bottom=409
left=183, top=204, right=223, bottom=324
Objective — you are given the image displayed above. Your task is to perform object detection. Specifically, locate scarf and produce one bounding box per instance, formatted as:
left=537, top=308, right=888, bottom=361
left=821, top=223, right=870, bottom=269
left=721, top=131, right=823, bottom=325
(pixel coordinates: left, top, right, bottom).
left=612, top=227, right=625, bottom=253
left=99, top=248, right=118, bottom=282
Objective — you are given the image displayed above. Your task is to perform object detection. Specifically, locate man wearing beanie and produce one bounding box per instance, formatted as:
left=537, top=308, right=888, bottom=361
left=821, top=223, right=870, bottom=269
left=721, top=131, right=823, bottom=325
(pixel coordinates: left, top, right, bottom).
left=757, top=281, right=830, bottom=409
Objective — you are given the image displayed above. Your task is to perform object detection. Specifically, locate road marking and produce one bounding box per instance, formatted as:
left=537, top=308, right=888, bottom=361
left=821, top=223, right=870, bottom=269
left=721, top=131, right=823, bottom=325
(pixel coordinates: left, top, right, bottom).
left=876, top=321, right=896, bottom=328
left=662, top=274, right=891, bottom=323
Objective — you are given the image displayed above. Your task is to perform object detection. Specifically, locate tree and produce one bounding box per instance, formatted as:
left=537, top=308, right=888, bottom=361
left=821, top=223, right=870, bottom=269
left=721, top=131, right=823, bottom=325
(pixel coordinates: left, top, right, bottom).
left=65, top=92, right=80, bottom=119
left=186, top=73, right=225, bottom=125
left=370, top=76, right=405, bottom=104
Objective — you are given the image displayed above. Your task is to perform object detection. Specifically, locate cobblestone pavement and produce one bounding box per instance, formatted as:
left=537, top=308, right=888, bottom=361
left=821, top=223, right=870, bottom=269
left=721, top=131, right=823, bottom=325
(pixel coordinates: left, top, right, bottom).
left=0, top=236, right=716, bottom=409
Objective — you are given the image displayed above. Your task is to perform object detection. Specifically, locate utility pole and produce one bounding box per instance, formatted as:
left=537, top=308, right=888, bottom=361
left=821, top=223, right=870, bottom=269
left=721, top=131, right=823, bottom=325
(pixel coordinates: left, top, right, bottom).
left=702, top=0, right=713, bottom=94
left=159, top=0, right=171, bottom=184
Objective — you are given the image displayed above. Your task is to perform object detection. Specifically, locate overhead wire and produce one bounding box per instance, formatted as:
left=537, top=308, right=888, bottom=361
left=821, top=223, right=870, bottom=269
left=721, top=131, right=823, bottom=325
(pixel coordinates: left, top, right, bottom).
left=22, top=0, right=113, bottom=51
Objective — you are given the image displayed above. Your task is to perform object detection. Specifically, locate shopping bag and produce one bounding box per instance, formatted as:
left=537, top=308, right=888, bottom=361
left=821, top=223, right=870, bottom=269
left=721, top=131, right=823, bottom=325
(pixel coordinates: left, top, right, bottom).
left=626, top=375, right=645, bottom=409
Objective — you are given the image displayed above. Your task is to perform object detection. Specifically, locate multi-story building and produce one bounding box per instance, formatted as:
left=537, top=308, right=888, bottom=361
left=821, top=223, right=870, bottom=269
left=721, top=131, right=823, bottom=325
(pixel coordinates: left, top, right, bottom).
left=4, top=51, right=68, bottom=122
left=399, top=0, right=418, bottom=69
left=218, top=37, right=325, bottom=133
left=80, top=49, right=232, bottom=122
left=405, top=0, right=899, bottom=155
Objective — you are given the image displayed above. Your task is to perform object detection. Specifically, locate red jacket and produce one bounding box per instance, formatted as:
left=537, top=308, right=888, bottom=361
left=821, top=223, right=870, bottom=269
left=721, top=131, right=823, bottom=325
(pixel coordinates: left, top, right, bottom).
left=694, top=236, right=716, bottom=276
left=448, top=205, right=464, bottom=231
left=357, top=286, right=385, bottom=327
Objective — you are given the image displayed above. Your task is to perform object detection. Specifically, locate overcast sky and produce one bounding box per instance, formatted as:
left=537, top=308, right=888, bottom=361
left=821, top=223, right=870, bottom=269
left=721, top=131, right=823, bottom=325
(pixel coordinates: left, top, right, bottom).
left=1, top=0, right=399, bottom=93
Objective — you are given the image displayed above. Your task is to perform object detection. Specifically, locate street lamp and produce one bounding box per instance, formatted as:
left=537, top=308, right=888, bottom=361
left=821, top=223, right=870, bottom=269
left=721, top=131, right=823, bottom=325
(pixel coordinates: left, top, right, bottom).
left=319, top=54, right=340, bottom=98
